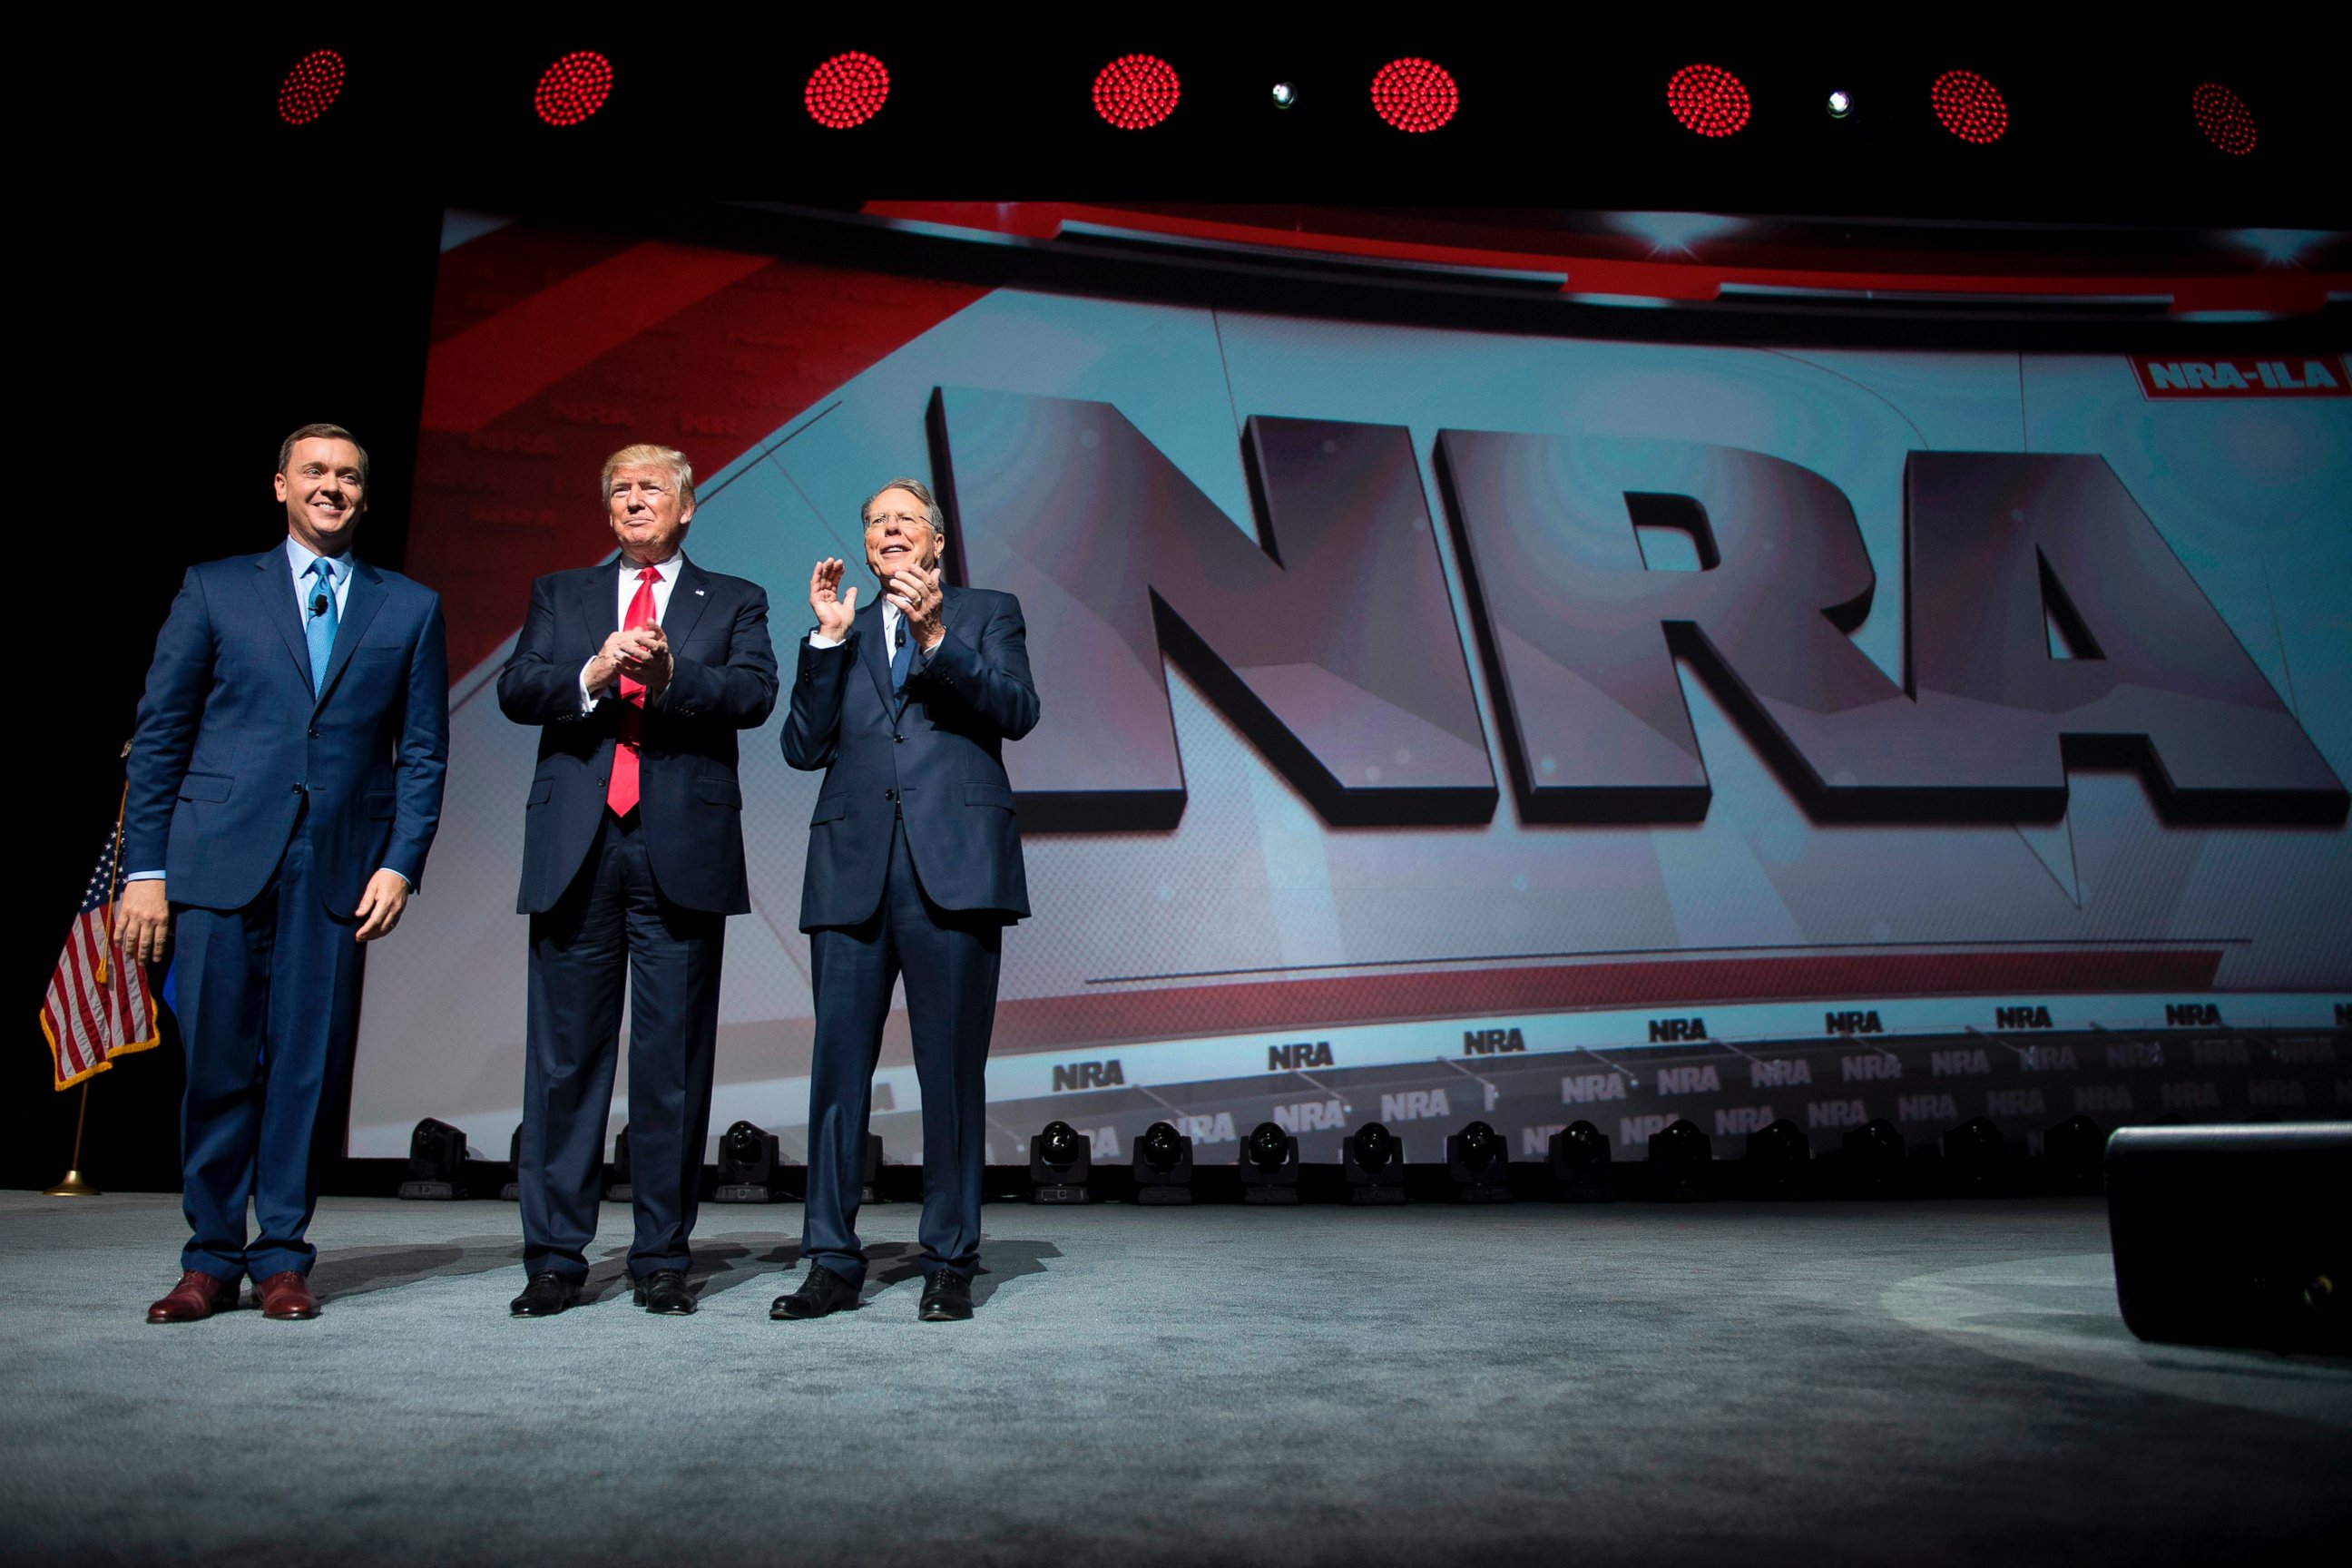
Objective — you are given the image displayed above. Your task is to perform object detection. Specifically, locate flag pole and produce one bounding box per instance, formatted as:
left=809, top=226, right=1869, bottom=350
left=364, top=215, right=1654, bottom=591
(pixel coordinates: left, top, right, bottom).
left=43, top=1081, right=100, bottom=1197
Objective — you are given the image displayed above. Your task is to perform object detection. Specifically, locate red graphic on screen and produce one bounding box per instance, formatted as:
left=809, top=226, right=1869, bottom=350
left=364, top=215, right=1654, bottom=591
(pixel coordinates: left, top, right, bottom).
left=2130, top=355, right=2347, bottom=399
left=2192, top=83, right=2258, bottom=156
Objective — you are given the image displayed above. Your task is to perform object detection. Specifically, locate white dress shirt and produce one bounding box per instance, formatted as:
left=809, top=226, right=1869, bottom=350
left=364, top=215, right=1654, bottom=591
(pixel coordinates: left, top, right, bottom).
left=579, top=552, right=687, bottom=710
left=808, top=601, right=936, bottom=657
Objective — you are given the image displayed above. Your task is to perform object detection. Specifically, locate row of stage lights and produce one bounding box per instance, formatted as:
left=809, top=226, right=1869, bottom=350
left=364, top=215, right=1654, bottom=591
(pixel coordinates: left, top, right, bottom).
left=396, top=1110, right=2111, bottom=1205
left=275, top=46, right=2265, bottom=155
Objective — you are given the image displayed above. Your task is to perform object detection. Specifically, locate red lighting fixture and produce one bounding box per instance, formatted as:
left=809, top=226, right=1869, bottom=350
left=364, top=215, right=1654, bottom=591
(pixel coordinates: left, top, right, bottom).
left=1665, top=64, right=1750, bottom=138
left=806, top=51, right=890, bottom=129
left=2192, top=83, right=2257, bottom=156
left=277, top=48, right=345, bottom=127
left=534, top=51, right=613, bottom=128
left=1370, top=57, right=1458, bottom=133
left=1930, top=68, right=2006, bottom=144
left=1093, top=54, right=1181, bottom=130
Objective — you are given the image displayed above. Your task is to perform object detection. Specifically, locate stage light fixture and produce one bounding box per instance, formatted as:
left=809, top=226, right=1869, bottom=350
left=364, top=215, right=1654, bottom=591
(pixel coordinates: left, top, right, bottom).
left=1647, top=1117, right=1713, bottom=1200
left=1240, top=1120, right=1301, bottom=1204
left=606, top=1125, right=633, bottom=1201
left=1930, top=68, right=2006, bottom=144
left=1093, top=54, right=1180, bottom=130
left=1841, top=1117, right=1907, bottom=1197
left=1030, top=1119, right=1092, bottom=1204
left=277, top=48, right=345, bottom=127
left=1827, top=90, right=1852, bottom=119
left=1941, top=1115, right=2006, bottom=1191
left=1344, top=1120, right=1406, bottom=1204
left=1744, top=1117, right=1812, bottom=1199
left=1271, top=82, right=1298, bottom=110
left=806, top=51, right=890, bottom=130
left=1549, top=1120, right=1614, bottom=1202
left=860, top=1131, right=885, bottom=1205
left=1665, top=64, right=1750, bottom=139
left=714, top=1119, right=786, bottom=1203
left=1370, top=57, right=1457, bottom=133
left=1132, top=1120, right=1195, bottom=1204
left=534, top=50, right=613, bottom=128
left=1446, top=1120, right=1513, bottom=1203
left=2042, top=1113, right=2106, bottom=1195
left=2192, top=83, right=2258, bottom=156
left=398, top=1118, right=468, bottom=1200
left=499, top=1122, right=523, bottom=1201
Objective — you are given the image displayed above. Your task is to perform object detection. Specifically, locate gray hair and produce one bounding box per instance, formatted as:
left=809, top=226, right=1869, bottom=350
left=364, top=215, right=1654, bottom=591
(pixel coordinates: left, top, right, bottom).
left=861, top=476, right=945, bottom=534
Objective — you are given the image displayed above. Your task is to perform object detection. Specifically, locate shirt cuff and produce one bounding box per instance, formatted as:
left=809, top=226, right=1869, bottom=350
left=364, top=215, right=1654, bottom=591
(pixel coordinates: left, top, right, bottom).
left=125, top=870, right=163, bottom=882
left=577, top=658, right=603, bottom=712
left=808, top=631, right=846, bottom=649
left=378, top=868, right=414, bottom=893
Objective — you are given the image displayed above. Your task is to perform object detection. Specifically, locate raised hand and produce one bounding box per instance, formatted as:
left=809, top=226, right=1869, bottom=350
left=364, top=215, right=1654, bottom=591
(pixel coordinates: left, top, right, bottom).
left=886, top=565, right=945, bottom=650
left=810, top=557, right=858, bottom=642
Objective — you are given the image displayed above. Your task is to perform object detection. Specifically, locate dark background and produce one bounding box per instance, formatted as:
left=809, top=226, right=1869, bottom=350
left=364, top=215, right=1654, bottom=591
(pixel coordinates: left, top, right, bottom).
left=14, top=24, right=2345, bottom=1191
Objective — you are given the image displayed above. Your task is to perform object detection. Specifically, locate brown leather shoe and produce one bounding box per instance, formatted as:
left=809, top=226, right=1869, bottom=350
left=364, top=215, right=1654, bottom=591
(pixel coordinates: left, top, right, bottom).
left=147, top=1269, right=240, bottom=1324
left=253, top=1271, right=320, bottom=1320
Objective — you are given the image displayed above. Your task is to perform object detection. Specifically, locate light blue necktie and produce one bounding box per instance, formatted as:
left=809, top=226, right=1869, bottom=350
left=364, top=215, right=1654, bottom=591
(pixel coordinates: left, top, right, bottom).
left=305, top=557, right=339, bottom=697
left=888, top=613, right=911, bottom=693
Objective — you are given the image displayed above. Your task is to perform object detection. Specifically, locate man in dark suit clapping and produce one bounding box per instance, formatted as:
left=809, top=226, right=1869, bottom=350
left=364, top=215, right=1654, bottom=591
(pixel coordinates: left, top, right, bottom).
left=497, top=444, right=777, bottom=1318
left=773, top=477, right=1038, bottom=1323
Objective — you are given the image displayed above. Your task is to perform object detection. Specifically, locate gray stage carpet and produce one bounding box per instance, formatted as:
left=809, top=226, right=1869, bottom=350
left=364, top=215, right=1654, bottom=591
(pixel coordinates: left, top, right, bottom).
left=2, top=1191, right=2345, bottom=1565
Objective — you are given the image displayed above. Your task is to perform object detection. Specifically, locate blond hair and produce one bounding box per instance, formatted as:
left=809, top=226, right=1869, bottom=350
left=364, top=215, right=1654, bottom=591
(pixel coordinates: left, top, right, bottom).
left=600, top=444, right=696, bottom=508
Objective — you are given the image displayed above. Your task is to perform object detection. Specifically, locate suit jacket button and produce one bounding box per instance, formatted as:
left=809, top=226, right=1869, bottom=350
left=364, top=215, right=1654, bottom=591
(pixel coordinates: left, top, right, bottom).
left=894, top=733, right=905, bottom=743
left=885, top=789, right=896, bottom=801
left=308, top=727, right=320, bottom=739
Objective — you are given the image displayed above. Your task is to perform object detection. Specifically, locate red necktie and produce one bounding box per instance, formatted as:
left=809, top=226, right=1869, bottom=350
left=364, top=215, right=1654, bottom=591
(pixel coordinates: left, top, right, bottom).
left=605, top=567, right=662, bottom=816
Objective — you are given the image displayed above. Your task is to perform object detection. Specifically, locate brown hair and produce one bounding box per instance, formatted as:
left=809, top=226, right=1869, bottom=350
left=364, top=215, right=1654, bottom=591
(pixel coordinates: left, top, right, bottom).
left=278, top=423, right=369, bottom=485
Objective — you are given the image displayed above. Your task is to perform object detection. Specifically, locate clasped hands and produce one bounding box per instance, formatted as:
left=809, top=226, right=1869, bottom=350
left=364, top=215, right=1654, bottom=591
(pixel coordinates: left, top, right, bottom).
left=810, top=558, right=944, bottom=650
left=587, top=623, right=671, bottom=698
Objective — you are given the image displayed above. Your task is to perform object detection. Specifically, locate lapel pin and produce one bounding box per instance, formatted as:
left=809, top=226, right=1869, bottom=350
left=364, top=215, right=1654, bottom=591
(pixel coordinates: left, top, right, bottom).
left=695, top=589, right=705, bottom=595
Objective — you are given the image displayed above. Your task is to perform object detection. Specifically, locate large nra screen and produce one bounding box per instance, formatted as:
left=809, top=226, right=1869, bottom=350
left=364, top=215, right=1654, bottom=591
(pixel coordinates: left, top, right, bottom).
left=348, top=211, right=2352, bottom=1166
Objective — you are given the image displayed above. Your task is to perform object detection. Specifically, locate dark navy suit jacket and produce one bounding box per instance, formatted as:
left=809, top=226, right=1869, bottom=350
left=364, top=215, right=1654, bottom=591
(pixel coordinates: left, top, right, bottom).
left=125, top=549, right=450, bottom=914
left=498, top=554, right=778, bottom=916
left=782, top=586, right=1039, bottom=929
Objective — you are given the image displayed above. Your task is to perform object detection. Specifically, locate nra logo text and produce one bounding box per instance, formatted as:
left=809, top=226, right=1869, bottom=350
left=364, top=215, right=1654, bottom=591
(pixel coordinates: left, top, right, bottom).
left=1716, top=1105, right=1775, bottom=1136
left=1053, top=1059, right=1125, bottom=1092
left=1843, top=1054, right=1902, bottom=1082
left=1808, top=1099, right=1868, bottom=1130
left=1269, top=1041, right=1334, bottom=1071
left=1656, top=1064, right=1721, bottom=1095
left=2132, top=356, right=2347, bottom=399
left=1272, top=1099, right=1346, bottom=1133
left=1619, top=1114, right=1676, bottom=1146
left=2192, top=1039, right=2251, bottom=1067
left=1985, top=1088, right=2047, bottom=1117
left=1826, top=1009, right=1884, bottom=1034
left=2161, top=1081, right=2221, bottom=1110
left=1380, top=1089, right=1453, bottom=1122
left=1650, top=1017, right=1709, bottom=1043
left=2106, top=1042, right=2164, bottom=1069
left=1751, top=1058, right=1813, bottom=1088
left=1463, top=1026, right=1527, bottom=1055
left=2275, top=1039, right=2337, bottom=1065
left=1898, top=1094, right=1959, bottom=1122
left=1562, top=1073, right=1630, bottom=1104
left=1169, top=1112, right=1237, bottom=1144
left=2165, top=1003, right=2222, bottom=1027
left=1932, top=1049, right=1992, bottom=1077
left=2247, top=1079, right=2308, bottom=1108
left=2073, top=1085, right=2133, bottom=1113
left=1994, top=1005, right=2054, bottom=1030
left=1524, top=1123, right=1567, bottom=1157
left=2017, top=1045, right=2080, bottom=1073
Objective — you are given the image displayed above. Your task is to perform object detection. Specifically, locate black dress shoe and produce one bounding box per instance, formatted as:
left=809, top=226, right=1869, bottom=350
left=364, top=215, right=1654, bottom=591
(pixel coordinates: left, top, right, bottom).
left=918, top=1270, right=974, bottom=1321
left=770, top=1262, right=861, bottom=1319
left=510, top=1273, right=579, bottom=1318
left=633, top=1269, right=696, bottom=1315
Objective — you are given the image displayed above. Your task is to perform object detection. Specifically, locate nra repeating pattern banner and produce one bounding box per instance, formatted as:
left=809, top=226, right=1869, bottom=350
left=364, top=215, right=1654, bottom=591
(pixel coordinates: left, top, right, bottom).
left=349, top=216, right=2352, bottom=1163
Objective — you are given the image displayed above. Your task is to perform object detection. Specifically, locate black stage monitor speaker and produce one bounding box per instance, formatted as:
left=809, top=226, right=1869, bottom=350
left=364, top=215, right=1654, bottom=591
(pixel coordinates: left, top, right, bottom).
left=2105, top=1122, right=2349, bottom=1354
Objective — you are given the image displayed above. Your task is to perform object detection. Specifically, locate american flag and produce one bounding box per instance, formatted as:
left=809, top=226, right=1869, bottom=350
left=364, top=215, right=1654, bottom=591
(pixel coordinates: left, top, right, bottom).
left=39, top=803, right=160, bottom=1090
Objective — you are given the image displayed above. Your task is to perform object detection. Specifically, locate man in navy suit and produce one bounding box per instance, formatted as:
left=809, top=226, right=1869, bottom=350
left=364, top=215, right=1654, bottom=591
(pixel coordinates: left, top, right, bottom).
left=773, top=476, right=1038, bottom=1323
left=497, top=444, right=778, bottom=1318
left=122, top=423, right=449, bottom=1324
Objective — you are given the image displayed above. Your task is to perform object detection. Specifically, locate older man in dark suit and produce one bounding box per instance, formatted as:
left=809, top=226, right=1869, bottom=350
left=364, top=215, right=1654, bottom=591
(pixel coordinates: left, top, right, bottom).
left=774, top=476, right=1039, bottom=1323
left=497, top=443, right=777, bottom=1318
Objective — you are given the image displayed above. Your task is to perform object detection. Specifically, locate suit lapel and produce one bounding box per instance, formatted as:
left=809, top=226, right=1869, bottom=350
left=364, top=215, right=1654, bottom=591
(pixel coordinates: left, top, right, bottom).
left=313, top=557, right=386, bottom=709
left=659, top=555, right=713, bottom=647
left=856, top=600, right=894, bottom=715
left=254, top=550, right=311, bottom=685
left=579, top=555, right=622, bottom=645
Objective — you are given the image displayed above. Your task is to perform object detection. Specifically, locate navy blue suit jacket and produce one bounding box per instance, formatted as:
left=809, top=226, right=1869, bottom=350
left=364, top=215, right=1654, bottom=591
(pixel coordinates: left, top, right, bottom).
left=782, top=586, right=1039, bottom=929
left=499, top=554, right=778, bottom=916
left=125, top=548, right=450, bottom=914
